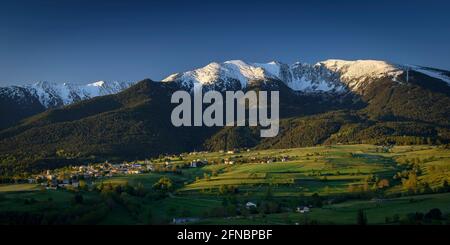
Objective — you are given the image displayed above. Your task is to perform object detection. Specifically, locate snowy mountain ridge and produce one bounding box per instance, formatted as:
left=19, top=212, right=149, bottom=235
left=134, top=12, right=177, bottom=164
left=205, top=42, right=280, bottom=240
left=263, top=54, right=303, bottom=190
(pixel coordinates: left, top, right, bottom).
left=162, top=59, right=409, bottom=93
left=2, top=59, right=449, bottom=111
left=0, top=80, right=136, bottom=108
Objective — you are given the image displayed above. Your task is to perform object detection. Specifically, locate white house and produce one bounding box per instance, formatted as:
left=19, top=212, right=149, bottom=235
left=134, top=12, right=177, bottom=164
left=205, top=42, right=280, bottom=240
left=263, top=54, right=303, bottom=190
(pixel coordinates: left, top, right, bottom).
left=296, top=206, right=310, bottom=213
left=246, top=202, right=257, bottom=209
left=224, top=160, right=234, bottom=165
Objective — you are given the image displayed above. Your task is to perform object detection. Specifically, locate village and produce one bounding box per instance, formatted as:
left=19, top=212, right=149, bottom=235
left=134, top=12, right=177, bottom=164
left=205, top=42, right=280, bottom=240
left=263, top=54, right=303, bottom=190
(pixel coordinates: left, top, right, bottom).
left=27, top=161, right=152, bottom=189
left=22, top=149, right=292, bottom=190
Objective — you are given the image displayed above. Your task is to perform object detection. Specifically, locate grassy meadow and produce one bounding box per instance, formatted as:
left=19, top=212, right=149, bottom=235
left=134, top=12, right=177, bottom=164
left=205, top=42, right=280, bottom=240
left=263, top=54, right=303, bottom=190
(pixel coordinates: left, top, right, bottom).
left=0, top=144, right=449, bottom=225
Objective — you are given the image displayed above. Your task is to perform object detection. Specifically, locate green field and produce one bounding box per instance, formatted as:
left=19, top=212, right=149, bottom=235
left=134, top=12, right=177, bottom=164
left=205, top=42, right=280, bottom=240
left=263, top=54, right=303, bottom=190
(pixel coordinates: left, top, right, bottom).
left=1, top=144, right=449, bottom=225
left=193, top=193, right=450, bottom=225
left=179, top=145, right=448, bottom=196
left=0, top=184, right=40, bottom=192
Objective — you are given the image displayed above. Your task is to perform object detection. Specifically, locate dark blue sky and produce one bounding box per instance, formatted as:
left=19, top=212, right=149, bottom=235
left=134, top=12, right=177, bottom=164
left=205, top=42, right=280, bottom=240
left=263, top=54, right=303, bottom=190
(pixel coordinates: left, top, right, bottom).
left=1, top=0, right=449, bottom=85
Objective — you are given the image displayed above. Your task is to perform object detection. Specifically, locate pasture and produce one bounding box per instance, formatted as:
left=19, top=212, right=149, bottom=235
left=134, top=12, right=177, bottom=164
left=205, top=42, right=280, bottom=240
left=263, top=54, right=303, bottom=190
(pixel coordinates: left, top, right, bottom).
left=1, top=144, right=449, bottom=225
left=179, top=144, right=401, bottom=197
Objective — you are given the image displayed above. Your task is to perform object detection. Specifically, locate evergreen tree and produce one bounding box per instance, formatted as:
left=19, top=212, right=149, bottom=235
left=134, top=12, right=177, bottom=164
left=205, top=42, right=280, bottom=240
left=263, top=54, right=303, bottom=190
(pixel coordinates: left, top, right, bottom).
left=357, top=209, right=368, bottom=225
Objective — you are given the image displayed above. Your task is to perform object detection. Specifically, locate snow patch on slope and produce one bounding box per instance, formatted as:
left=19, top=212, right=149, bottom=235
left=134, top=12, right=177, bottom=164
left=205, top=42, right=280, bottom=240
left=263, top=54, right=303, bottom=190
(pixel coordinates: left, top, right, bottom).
left=287, top=62, right=346, bottom=93
left=410, top=66, right=450, bottom=85
left=253, top=61, right=282, bottom=77
left=319, top=60, right=404, bottom=91
left=163, top=60, right=274, bottom=89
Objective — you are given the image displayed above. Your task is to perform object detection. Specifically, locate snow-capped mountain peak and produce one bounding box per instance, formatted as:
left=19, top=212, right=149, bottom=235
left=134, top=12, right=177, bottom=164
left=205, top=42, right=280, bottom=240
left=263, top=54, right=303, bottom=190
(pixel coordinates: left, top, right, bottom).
left=252, top=61, right=283, bottom=77
left=1, top=80, right=137, bottom=108
left=163, top=60, right=276, bottom=89
left=89, top=80, right=106, bottom=87
left=318, top=59, right=404, bottom=91
left=163, top=59, right=405, bottom=93
left=164, top=59, right=450, bottom=95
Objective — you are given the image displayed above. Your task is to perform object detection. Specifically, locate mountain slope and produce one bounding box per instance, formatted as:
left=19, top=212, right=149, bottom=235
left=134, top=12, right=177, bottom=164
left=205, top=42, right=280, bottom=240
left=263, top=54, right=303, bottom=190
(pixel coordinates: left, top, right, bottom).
left=0, top=80, right=219, bottom=174
left=0, top=59, right=449, bottom=175
left=0, top=80, right=136, bottom=129
left=0, top=87, right=46, bottom=130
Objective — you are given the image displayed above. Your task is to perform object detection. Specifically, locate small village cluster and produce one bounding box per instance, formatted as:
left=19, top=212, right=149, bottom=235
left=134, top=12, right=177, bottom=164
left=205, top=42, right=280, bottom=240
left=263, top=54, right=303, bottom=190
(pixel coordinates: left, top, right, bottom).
left=27, top=162, right=152, bottom=189
left=23, top=149, right=291, bottom=189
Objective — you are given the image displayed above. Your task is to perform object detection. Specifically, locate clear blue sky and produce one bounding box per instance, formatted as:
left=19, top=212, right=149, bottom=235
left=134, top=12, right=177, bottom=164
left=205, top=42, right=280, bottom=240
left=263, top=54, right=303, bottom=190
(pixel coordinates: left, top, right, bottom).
left=1, top=0, right=449, bottom=85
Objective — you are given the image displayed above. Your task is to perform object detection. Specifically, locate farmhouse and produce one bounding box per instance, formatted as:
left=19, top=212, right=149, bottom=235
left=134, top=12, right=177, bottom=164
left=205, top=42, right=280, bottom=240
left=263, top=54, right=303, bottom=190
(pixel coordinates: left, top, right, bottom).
left=127, top=170, right=141, bottom=175
left=72, top=181, right=79, bottom=188
left=224, top=160, right=234, bottom=165
left=296, top=206, right=310, bottom=213
left=190, top=159, right=207, bottom=168
left=246, top=202, right=257, bottom=209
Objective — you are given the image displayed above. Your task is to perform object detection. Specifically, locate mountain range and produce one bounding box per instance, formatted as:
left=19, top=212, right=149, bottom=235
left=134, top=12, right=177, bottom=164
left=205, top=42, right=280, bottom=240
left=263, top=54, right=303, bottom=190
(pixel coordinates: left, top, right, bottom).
left=0, top=80, right=136, bottom=129
left=1, top=59, right=449, bottom=175
left=163, top=59, right=449, bottom=93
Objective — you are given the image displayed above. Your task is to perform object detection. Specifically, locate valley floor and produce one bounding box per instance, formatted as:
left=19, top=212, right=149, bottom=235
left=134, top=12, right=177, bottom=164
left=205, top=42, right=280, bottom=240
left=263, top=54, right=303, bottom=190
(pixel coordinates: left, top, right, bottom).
left=0, top=144, right=449, bottom=225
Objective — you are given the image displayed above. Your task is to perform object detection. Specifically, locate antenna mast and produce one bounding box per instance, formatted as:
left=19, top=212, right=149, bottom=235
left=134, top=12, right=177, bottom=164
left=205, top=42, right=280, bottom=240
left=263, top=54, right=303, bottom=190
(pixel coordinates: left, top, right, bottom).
left=406, top=66, right=410, bottom=82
